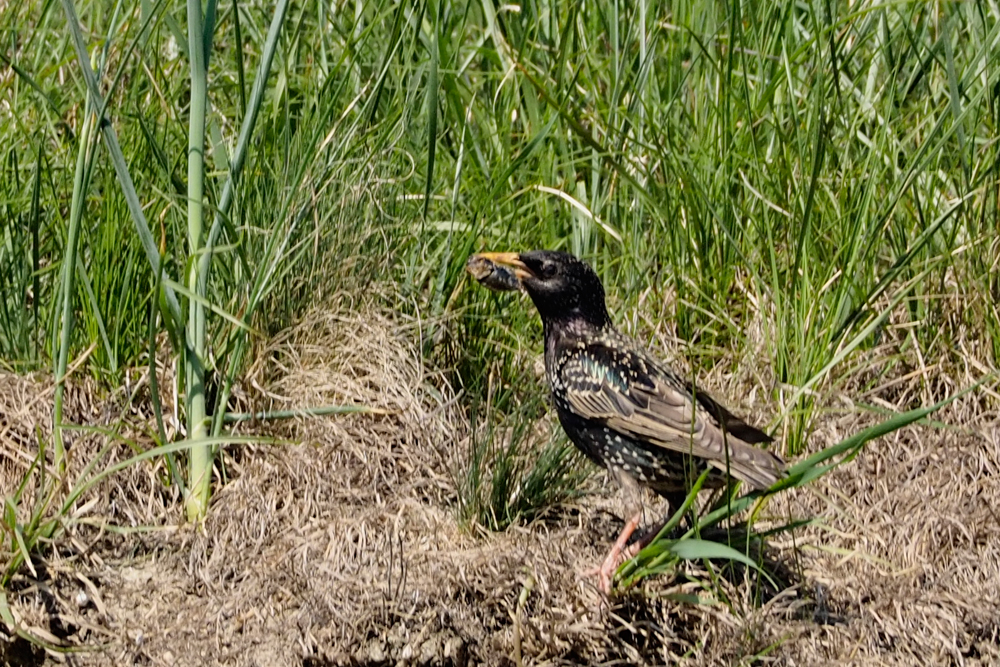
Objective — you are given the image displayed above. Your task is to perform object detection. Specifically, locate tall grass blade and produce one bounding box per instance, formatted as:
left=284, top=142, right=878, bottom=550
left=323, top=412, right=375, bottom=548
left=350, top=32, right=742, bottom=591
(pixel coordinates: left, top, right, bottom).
left=423, top=2, right=439, bottom=221
left=201, top=0, right=292, bottom=277
left=52, top=85, right=96, bottom=472
left=29, top=143, right=42, bottom=362
left=183, top=0, right=212, bottom=522
left=59, top=0, right=183, bottom=326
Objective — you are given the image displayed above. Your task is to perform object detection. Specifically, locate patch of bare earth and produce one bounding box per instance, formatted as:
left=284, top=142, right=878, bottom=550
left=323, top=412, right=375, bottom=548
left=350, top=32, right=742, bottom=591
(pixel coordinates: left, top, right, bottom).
left=2, top=304, right=999, bottom=666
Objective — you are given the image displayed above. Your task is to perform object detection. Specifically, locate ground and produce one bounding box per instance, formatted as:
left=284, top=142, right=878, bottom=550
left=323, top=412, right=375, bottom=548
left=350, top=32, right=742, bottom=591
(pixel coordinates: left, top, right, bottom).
left=1, top=305, right=998, bottom=666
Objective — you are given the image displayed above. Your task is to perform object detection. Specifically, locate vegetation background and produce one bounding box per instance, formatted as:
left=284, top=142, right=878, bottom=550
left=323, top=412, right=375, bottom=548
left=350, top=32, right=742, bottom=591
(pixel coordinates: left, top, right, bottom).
left=1, top=0, right=998, bottom=663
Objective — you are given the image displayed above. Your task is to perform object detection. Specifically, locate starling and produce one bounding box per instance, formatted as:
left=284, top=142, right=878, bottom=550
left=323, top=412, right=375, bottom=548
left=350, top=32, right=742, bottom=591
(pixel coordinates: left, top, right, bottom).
left=468, top=250, right=785, bottom=594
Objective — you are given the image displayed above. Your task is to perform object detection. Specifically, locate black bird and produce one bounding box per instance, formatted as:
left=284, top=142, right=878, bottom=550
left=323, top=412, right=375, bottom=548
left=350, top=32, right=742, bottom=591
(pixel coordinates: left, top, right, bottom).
left=468, top=250, right=785, bottom=593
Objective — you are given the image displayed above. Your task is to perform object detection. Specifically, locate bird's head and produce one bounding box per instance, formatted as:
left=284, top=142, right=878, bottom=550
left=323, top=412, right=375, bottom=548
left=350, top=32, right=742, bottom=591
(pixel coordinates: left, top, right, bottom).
left=472, top=250, right=611, bottom=328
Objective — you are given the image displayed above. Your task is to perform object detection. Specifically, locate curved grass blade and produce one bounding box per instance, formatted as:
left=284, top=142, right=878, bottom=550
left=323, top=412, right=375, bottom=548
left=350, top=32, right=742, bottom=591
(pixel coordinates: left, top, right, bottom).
left=59, top=0, right=183, bottom=328
left=621, top=382, right=979, bottom=593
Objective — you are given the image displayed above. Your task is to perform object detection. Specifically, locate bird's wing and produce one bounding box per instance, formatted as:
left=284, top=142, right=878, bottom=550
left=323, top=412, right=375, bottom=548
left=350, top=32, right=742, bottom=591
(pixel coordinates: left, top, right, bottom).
left=560, top=344, right=784, bottom=490
left=689, top=386, right=774, bottom=445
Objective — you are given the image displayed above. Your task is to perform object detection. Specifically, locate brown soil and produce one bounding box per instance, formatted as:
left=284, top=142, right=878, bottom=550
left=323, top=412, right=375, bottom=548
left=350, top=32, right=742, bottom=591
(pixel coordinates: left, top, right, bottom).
left=2, top=305, right=999, bottom=666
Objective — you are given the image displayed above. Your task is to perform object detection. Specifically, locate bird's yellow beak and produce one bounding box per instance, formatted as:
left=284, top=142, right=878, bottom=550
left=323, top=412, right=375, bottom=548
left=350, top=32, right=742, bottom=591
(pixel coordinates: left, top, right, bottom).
left=472, top=252, right=534, bottom=281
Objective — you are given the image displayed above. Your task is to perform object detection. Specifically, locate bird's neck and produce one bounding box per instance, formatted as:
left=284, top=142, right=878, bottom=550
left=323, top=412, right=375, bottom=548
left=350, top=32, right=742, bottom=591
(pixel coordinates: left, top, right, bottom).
left=525, top=288, right=611, bottom=332
left=543, top=317, right=614, bottom=368
left=544, top=316, right=608, bottom=339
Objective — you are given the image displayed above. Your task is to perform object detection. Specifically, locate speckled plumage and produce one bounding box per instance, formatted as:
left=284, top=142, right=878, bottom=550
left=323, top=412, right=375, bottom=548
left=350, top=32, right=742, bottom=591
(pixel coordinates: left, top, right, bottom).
left=547, top=322, right=781, bottom=495
left=468, top=249, right=785, bottom=592
left=506, top=250, right=784, bottom=495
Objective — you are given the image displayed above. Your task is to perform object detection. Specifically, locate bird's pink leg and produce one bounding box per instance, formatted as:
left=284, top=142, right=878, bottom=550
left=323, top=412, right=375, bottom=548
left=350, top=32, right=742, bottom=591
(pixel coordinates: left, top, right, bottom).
left=592, top=511, right=641, bottom=594
left=585, top=512, right=675, bottom=594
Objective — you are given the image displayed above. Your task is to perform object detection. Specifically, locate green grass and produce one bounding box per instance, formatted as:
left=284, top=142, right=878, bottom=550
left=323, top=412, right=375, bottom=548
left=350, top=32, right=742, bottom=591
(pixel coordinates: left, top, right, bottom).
left=458, top=379, right=589, bottom=531
left=1, top=0, right=998, bottom=598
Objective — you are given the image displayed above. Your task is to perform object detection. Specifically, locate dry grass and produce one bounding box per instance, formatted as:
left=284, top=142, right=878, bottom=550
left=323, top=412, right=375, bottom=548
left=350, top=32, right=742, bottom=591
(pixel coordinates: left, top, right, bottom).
left=2, top=298, right=999, bottom=666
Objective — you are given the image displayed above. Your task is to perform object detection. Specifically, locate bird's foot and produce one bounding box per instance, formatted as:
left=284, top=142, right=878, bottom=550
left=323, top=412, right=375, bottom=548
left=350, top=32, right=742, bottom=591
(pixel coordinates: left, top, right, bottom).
left=582, top=512, right=643, bottom=595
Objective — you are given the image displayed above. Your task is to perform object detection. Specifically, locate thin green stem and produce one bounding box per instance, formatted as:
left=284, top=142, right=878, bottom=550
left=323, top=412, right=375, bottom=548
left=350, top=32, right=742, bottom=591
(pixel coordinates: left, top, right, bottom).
left=184, top=0, right=211, bottom=522
left=53, top=82, right=96, bottom=473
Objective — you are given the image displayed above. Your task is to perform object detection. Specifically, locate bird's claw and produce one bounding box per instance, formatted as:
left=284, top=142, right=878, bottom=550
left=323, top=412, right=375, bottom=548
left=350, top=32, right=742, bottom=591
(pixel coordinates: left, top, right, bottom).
left=579, top=512, right=644, bottom=595
left=581, top=537, right=647, bottom=595
left=597, top=553, right=620, bottom=595
left=580, top=563, right=614, bottom=595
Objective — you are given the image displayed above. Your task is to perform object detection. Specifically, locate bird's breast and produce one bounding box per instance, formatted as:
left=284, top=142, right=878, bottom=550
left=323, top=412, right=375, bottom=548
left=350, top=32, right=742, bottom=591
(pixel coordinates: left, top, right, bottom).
left=556, top=408, right=712, bottom=493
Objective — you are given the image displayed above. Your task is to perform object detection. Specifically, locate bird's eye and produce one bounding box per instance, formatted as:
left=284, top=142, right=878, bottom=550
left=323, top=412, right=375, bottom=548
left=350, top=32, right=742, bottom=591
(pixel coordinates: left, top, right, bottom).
left=540, top=261, right=558, bottom=279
